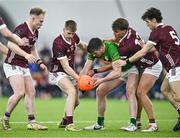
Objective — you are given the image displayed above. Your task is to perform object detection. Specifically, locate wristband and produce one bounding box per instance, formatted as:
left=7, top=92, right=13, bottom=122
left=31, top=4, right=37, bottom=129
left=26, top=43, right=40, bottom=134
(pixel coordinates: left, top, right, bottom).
left=126, top=58, right=131, bottom=64
left=36, top=59, right=43, bottom=66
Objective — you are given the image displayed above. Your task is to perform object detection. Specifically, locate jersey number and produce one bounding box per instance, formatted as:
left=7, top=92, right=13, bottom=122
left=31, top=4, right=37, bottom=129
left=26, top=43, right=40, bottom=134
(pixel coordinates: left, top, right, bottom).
left=169, top=31, right=180, bottom=45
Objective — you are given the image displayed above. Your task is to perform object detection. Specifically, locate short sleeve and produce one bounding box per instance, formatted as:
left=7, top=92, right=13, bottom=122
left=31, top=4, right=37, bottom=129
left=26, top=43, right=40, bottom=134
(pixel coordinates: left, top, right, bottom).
left=53, top=40, right=67, bottom=60
left=13, top=25, right=25, bottom=38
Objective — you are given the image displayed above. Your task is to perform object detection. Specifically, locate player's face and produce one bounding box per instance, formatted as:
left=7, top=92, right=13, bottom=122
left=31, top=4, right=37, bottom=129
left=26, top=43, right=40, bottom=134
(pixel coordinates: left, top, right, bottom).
left=32, top=14, right=45, bottom=30
left=63, top=29, right=75, bottom=40
left=113, top=29, right=126, bottom=40
left=92, top=46, right=104, bottom=58
left=145, top=19, right=157, bottom=30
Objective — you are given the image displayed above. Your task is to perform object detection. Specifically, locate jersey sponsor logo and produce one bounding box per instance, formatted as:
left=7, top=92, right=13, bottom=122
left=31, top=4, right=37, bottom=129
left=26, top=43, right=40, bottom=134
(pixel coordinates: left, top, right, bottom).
left=140, top=57, right=153, bottom=65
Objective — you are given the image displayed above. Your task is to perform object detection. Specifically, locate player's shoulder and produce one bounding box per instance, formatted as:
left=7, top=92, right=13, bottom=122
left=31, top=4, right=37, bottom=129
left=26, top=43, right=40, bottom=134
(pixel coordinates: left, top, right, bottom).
left=53, top=35, right=64, bottom=46
left=104, top=41, right=117, bottom=47
left=127, top=27, right=138, bottom=38
left=15, top=22, right=27, bottom=30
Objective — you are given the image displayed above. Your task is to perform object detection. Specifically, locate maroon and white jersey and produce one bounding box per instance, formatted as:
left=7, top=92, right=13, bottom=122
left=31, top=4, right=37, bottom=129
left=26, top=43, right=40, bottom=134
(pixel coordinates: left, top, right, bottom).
left=148, top=23, right=180, bottom=71
left=118, top=28, right=159, bottom=69
left=50, top=33, right=80, bottom=73
left=0, top=16, right=6, bottom=30
left=5, top=22, right=38, bottom=68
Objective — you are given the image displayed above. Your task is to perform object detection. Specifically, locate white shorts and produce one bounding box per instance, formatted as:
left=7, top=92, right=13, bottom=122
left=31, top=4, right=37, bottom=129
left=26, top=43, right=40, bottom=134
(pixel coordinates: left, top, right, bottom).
left=48, top=72, right=76, bottom=86
left=3, top=63, right=31, bottom=78
left=166, top=66, right=180, bottom=82
left=143, top=60, right=162, bottom=78
left=120, top=66, right=138, bottom=82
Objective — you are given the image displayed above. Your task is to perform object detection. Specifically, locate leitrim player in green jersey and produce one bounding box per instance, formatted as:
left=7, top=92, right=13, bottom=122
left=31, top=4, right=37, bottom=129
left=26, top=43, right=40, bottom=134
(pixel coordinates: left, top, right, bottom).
left=80, top=38, right=138, bottom=130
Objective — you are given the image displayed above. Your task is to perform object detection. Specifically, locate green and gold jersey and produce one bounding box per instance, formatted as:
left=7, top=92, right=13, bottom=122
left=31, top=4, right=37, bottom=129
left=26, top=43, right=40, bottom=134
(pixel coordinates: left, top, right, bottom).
left=87, top=41, right=133, bottom=72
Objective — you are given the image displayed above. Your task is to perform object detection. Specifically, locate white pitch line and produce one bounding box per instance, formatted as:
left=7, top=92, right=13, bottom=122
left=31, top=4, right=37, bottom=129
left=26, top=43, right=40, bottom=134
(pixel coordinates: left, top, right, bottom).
left=9, top=119, right=177, bottom=124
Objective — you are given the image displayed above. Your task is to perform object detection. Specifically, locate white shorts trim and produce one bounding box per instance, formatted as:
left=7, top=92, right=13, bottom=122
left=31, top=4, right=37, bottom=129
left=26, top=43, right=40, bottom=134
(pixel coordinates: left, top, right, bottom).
left=48, top=72, right=76, bottom=87
left=120, top=66, right=138, bottom=82
left=166, top=66, right=180, bottom=82
left=3, top=63, right=31, bottom=78
left=143, top=60, right=162, bottom=78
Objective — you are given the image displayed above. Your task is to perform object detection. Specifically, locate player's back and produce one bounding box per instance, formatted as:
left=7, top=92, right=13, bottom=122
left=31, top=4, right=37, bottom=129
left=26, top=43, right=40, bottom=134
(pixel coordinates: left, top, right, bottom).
left=149, top=24, right=180, bottom=71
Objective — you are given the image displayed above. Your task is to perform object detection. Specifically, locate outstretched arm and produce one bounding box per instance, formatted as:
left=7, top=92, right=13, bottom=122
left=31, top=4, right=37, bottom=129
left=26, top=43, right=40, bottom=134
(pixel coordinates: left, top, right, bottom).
left=59, top=57, right=79, bottom=81
left=0, top=27, right=26, bottom=46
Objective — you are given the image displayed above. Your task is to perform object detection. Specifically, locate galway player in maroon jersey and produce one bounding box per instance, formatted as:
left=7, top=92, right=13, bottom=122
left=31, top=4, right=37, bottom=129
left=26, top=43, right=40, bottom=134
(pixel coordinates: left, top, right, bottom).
left=48, top=20, right=86, bottom=131
left=1, top=8, right=48, bottom=131
left=112, top=18, right=162, bottom=132
left=0, top=16, right=36, bottom=62
left=114, top=8, right=180, bottom=131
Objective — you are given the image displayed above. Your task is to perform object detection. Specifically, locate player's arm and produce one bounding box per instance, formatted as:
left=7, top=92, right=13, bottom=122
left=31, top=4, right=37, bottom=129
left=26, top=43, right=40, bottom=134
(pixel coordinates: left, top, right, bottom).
left=94, top=60, right=121, bottom=87
left=137, top=39, right=156, bottom=52
left=128, top=42, right=154, bottom=63
left=7, top=41, right=36, bottom=63
left=94, top=64, right=112, bottom=73
left=59, top=56, right=80, bottom=81
left=80, top=59, right=93, bottom=75
left=0, top=27, right=26, bottom=46
left=31, top=45, right=48, bottom=72
left=0, top=42, right=8, bottom=55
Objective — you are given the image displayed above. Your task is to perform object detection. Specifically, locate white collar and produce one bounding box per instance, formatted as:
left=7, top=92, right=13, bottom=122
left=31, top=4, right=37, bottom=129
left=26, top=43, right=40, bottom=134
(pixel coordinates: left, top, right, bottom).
left=156, top=23, right=164, bottom=28
left=119, top=29, right=129, bottom=43
left=26, top=21, right=35, bottom=35
left=61, top=32, right=71, bottom=45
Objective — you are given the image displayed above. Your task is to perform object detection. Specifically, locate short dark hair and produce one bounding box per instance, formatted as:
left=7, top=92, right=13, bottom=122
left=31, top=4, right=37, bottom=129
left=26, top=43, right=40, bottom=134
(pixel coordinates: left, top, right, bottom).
left=87, top=38, right=103, bottom=53
left=30, top=7, right=46, bottom=16
left=112, top=18, right=129, bottom=31
left=142, top=7, right=163, bottom=23
left=65, top=20, right=77, bottom=32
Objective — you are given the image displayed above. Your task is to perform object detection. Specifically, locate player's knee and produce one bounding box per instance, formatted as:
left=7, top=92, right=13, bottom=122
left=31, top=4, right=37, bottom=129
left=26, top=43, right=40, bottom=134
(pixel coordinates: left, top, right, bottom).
left=137, top=88, right=145, bottom=98
left=15, top=92, right=25, bottom=99
left=126, top=88, right=136, bottom=98
left=96, top=86, right=106, bottom=97
left=67, top=88, right=76, bottom=97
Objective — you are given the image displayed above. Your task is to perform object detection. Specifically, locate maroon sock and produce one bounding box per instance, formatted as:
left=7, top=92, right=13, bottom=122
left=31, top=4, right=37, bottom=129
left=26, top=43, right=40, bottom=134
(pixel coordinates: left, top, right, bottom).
left=61, top=117, right=67, bottom=125
left=149, top=118, right=155, bottom=123
left=66, top=116, right=73, bottom=125
left=28, top=114, right=35, bottom=121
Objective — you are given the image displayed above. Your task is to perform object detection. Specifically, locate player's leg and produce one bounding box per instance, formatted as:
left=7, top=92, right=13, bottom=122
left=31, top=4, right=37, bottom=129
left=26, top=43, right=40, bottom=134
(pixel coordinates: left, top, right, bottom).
left=137, top=73, right=158, bottom=132
left=1, top=75, right=25, bottom=130
left=166, top=66, right=180, bottom=131
left=161, top=77, right=180, bottom=131
left=136, top=96, right=143, bottom=129
left=56, top=76, right=81, bottom=131
left=1, top=64, right=26, bottom=130
left=24, top=75, right=48, bottom=130
left=137, top=61, right=162, bottom=132
left=59, top=85, right=80, bottom=128
left=120, top=72, right=139, bottom=131
left=84, top=78, right=123, bottom=130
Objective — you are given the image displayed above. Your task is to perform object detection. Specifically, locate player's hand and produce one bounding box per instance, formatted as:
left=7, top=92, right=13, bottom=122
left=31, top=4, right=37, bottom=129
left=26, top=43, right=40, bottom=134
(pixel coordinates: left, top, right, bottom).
left=93, top=77, right=104, bottom=87
left=40, top=63, right=49, bottom=73
left=25, top=54, right=37, bottom=63
left=87, top=69, right=94, bottom=77
left=19, top=37, right=29, bottom=46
